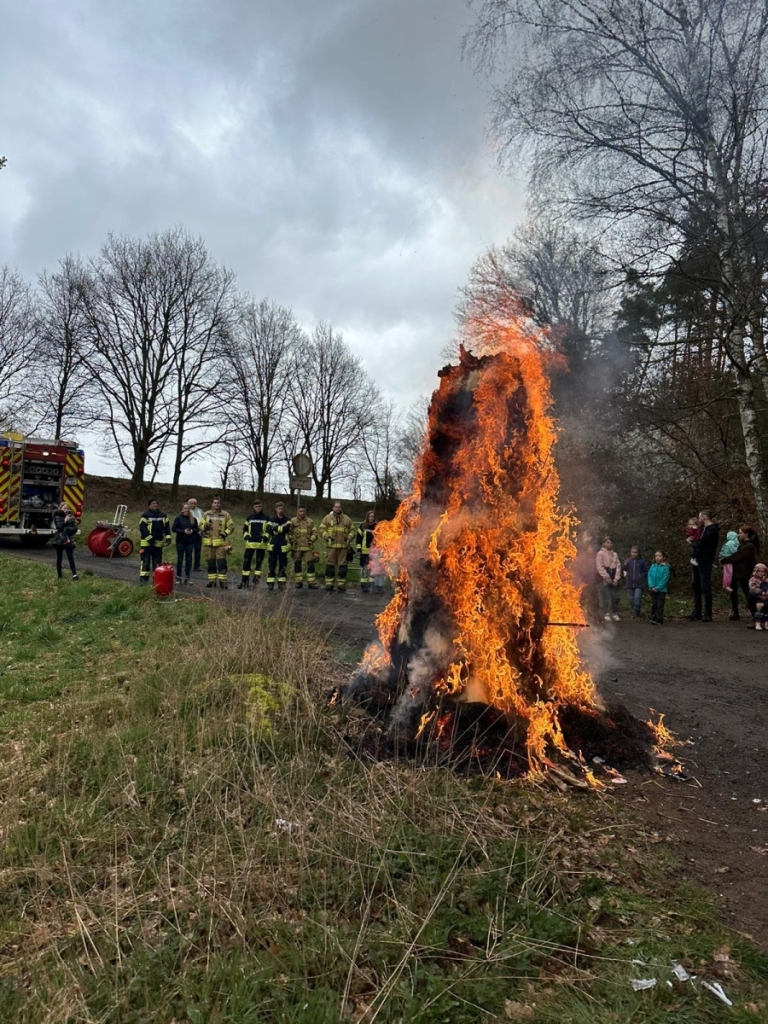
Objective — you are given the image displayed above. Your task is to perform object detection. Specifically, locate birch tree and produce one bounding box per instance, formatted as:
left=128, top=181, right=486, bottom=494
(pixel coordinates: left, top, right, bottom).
left=466, top=0, right=768, bottom=536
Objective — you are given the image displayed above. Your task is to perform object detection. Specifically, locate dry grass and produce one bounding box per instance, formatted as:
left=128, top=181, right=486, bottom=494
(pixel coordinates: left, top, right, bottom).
left=0, top=557, right=766, bottom=1023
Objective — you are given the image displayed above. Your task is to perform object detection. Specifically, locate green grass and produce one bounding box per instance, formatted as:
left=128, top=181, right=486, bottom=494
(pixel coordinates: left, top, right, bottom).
left=0, top=554, right=765, bottom=1023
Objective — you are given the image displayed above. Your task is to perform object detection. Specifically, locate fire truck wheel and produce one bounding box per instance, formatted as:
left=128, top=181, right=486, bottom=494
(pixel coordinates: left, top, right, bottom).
left=116, top=538, right=134, bottom=557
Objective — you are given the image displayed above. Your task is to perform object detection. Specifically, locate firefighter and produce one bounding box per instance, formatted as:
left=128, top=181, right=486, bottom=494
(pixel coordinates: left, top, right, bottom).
left=356, top=509, right=377, bottom=593
left=201, top=496, right=234, bottom=588
left=320, top=501, right=355, bottom=592
left=239, top=499, right=270, bottom=588
left=266, top=501, right=291, bottom=590
left=290, top=506, right=318, bottom=588
left=138, top=498, right=171, bottom=584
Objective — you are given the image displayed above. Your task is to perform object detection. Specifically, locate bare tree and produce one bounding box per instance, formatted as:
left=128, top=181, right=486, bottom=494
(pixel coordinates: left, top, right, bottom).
left=360, top=398, right=406, bottom=501
left=284, top=323, right=378, bottom=498
left=466, top=0, right=768, bottom=536
left=162, top=234, right=237, bottom=501
left=82, top=229, right=232, bottom=498
left=26, top=255, right=95, bottom=439
left=0, top=266, right=34, bottom=427
left=223, top=297, right=301, bottom=494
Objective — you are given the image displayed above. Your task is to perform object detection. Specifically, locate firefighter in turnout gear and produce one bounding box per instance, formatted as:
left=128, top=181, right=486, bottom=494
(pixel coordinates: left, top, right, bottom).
left=320, top=501, right=355, bottom=592
left=266, top=501, right=291, bottom=590
left=138, top=499, right=171, bottom=583
left=356, top=509, right=377, bottom=592
left=239, top=499, right=270, bottom=588
left=290, top=506, right=318, bottom=588
left=201, top=497, right=234, bottom=588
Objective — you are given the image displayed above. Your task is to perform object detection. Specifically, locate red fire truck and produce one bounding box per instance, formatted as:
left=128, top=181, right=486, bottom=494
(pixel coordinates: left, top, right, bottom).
left=0, top=433, right=85, bottom=544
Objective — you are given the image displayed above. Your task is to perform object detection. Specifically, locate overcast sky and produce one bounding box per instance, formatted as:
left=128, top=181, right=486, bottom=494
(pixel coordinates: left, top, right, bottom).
left=1, top=0, right=525, bottom=482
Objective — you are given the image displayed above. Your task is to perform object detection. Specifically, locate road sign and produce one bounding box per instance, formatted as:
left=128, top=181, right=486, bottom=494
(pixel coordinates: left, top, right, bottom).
left=290, top=475, right=312, bottom=492
left=292, top=452, right=313, bottom=477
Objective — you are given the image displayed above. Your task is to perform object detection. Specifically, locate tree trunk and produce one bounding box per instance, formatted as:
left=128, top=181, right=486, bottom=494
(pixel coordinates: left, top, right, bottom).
left=130, top=449, right=148, bottom=500
left=170, top=425, right=185, bottom=503
left=733, top=363, right=768, bottom=540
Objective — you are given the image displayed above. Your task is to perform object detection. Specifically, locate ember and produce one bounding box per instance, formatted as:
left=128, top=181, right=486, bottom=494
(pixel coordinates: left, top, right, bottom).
left=344, top=312, right=657, bottom=776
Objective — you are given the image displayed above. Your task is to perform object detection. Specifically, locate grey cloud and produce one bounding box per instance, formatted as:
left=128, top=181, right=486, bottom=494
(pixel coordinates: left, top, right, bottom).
left=1, top=0, right=524, bottom=474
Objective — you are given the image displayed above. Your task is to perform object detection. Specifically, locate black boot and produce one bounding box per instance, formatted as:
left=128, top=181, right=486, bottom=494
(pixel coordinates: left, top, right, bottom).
left=219, top=581, right=228, bottom=589
left=295, top=582, right=303, bottom=589
left=206, top=581, right=215, bottom=588
left=238, top=578, right=250, bottom=589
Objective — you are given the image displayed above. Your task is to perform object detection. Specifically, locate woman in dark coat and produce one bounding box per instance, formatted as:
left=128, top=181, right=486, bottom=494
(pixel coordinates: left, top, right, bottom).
left=721, top=526, right=760, bottom=620
left=52, top=502, right=78, bottom=580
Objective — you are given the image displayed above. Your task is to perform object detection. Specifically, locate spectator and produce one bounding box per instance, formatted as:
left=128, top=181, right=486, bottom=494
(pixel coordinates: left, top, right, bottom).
left=721, top=527, right=760, bottom=621
left=719, top=530, right=739, bottom=591
left=623, top=546, right=648, bottom=618
left=172, top=502, right=199, bottom=585
left=748, top=563, right=768, bottom=631
left=688, top=511, right=719, bottom=622
left=596, top=537, right=622, bottom=622
left=647, top=550, right=671, bottom=625
left=187, top=497, right=203, bottom=571
left=52, top=502, right=78, bottom=581
left=574, top=530, right=601, bottom=623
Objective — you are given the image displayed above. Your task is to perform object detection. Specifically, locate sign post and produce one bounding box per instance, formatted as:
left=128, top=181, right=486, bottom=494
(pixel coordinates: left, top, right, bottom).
left=291, top=454, right=314, bottom=511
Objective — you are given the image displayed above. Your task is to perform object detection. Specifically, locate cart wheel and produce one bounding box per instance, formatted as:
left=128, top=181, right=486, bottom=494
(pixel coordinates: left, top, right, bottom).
left=116, top=538, right=134, bottom=557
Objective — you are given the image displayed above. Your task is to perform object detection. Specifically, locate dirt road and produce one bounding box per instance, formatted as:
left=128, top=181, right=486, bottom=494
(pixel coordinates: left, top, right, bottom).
left=3, top=540, right=767, bottom=943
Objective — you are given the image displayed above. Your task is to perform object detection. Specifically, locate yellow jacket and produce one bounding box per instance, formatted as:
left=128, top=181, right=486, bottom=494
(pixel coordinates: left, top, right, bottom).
left=320, top=512, right=354, bottom=549
left=201, top=509, right=234, bottom=548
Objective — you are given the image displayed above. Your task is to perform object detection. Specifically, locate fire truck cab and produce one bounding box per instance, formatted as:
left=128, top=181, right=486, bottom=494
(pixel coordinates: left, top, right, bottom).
left=0, top=433, right=85, bottom=543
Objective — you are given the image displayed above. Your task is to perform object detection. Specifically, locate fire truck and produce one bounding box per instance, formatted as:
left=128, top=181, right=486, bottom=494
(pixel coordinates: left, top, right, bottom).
left=0, top=433, right=85, bottom=544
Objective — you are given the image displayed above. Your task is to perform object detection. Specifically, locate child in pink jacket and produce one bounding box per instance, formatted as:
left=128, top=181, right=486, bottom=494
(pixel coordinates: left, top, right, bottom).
left=596, top=537, right=622, bottom=621
left=748, top=563, right=768, bottom=630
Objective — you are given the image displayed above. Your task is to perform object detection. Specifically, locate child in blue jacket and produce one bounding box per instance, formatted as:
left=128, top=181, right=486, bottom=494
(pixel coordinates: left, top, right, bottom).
left=647, top=551, right=671, bottom=624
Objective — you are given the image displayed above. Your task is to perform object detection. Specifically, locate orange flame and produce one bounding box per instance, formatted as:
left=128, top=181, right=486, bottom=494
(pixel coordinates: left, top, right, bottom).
left=362, top=308, right=597, bottom=769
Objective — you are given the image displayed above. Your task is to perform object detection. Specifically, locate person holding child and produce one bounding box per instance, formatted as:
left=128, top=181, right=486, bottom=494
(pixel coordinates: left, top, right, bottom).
left=647, top=551, right=671, bottom=625
left=748, top=563, right=768, bottom=631
left=623, top=546, right=648, bottom=617
left=720, top=527, right=760, bottom=621
left=596, top=537, right=622, bottom=621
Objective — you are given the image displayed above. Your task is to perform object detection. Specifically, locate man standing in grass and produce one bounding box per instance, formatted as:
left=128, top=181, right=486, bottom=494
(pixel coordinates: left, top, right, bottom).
left=290, top=506, right=318, bottom=588
left=320, top=501, right=355, bottom=593
left=266, top=501, right=291, bottom=590
left=239, top=499, right=270, bottom=588
left=201, top=497, right=234, bottom=589
left=138, top=498, right=171, bottom=584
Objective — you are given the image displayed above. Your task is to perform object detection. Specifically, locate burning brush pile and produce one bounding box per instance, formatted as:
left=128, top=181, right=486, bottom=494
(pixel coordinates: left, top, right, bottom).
left=338, top=324, right=661, bottom=782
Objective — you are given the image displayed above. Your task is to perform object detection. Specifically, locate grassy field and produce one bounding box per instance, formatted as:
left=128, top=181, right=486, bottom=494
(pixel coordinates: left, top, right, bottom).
left=0, top=554, right=766, bottom=1022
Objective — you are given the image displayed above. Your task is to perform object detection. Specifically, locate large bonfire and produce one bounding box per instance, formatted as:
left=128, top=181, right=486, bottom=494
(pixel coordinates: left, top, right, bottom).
left=345, top=312, right=656, bottom=777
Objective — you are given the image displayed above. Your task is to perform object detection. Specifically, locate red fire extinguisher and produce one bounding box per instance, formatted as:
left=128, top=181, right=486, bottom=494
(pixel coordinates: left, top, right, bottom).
left=153, top=562, right=175, bottom=598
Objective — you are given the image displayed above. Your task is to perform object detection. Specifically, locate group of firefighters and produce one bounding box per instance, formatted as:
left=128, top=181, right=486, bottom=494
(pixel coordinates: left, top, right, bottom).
left=137, top=497, right=384, bottom=594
